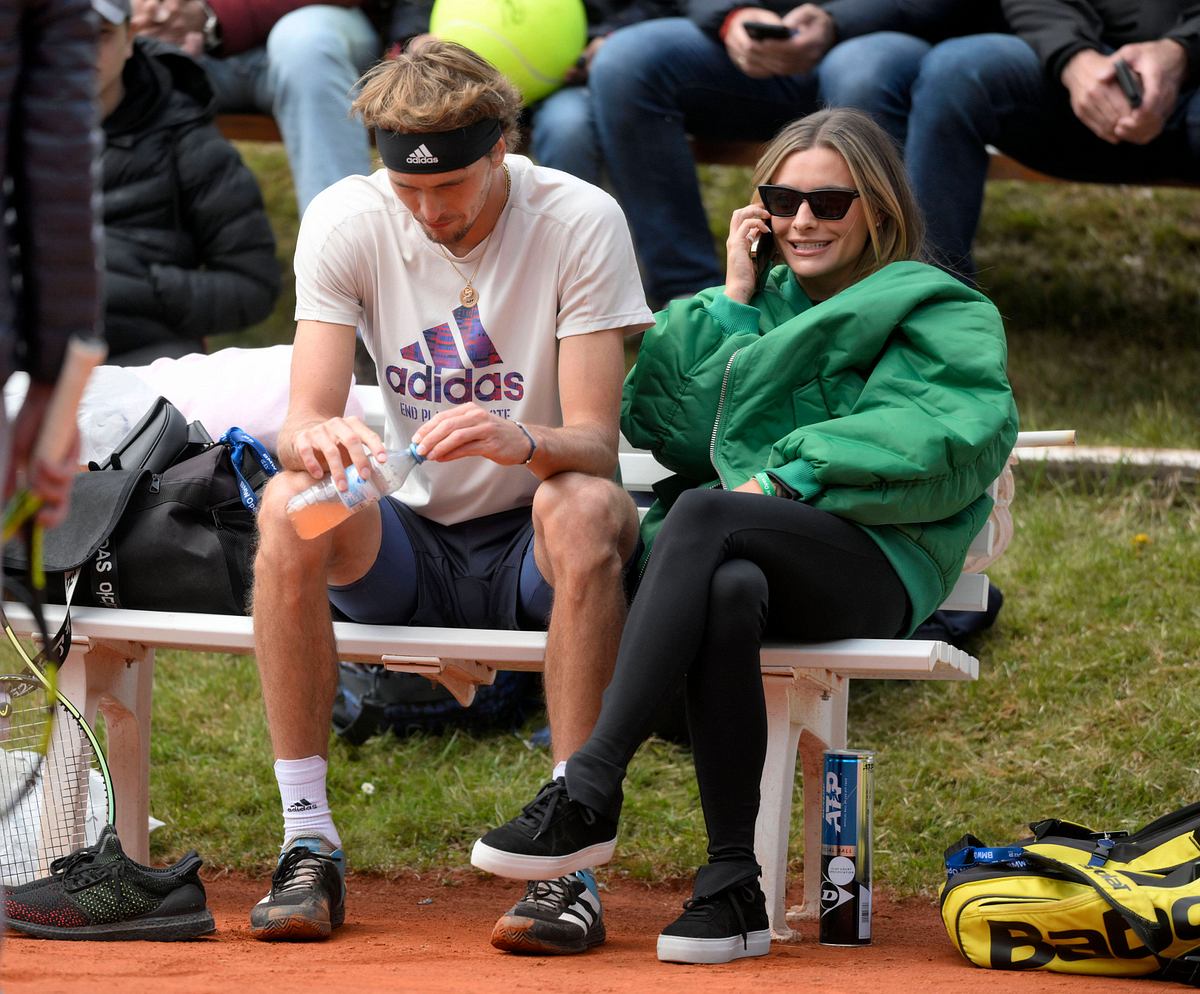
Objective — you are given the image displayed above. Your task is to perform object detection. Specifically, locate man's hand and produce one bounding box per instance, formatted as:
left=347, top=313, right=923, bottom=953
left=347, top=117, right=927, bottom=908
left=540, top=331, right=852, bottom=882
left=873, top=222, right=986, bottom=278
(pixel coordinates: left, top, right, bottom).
left=1106, top=39, right=1187, bottom=144
left=4, top=382, right=79, bottom=529
left=564, top=36, right=606, bottom=85
left=1061, top=48, right=1128, bottom=143
left=131, top=0, right=207, bottom=55
left=724, top=4, right=834, bottom=79
left=413, top=403, right=538, bottom=467
left=283, top=415, right=386, bottom=493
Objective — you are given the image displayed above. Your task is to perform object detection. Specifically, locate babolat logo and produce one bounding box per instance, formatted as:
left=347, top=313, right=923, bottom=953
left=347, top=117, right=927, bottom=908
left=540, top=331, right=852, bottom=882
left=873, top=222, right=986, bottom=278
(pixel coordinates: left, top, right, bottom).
left=406, top=143, right=438, bottom=165
left=386, top=304, right=525, bottom=404
left=988, top=900, right=1200, bottom=968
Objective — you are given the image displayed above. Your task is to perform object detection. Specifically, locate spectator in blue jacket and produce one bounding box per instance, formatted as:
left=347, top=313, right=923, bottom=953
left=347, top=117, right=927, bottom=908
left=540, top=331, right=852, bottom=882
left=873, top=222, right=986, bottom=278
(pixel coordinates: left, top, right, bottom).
left=902, top=0, right=1199, bottom=279
left=587, top=0, right=1004, bottom=306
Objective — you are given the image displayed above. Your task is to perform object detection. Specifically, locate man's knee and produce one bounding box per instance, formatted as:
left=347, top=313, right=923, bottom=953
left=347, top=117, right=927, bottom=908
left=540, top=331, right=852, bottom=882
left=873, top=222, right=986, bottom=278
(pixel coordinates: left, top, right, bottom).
left=532, top=474, right=637, bottom=570
left=266, top=6, right=375, bottom=78
left=590, top=18, right=706, bottom=98
left=916, top=34, right=1038, bottom=103
left=820, top=32, right=929, bottom=108
left=255, top=473, right=328, bottom=575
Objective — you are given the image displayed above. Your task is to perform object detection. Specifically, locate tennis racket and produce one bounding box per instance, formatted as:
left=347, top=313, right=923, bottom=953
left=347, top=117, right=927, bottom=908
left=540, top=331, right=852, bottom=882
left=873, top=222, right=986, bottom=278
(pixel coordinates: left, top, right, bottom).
left=0, top=336, right=113, bottom=886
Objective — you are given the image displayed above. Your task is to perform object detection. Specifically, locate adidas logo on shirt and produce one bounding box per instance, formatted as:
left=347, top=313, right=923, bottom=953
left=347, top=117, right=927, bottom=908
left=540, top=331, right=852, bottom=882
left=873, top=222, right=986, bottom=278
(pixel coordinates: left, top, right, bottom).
left=406, top=144, right=438, bottom=165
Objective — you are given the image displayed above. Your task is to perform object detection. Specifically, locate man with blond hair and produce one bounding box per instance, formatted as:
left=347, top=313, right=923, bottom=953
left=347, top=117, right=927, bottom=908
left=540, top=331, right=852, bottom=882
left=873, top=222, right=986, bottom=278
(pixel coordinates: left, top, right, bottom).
left=247, top=40, right=652, bottom=952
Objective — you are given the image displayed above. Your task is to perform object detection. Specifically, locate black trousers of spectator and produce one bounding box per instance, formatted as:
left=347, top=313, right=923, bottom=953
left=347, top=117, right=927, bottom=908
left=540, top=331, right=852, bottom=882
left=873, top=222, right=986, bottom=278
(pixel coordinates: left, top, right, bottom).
left=566, top=489, right=909, bottom=894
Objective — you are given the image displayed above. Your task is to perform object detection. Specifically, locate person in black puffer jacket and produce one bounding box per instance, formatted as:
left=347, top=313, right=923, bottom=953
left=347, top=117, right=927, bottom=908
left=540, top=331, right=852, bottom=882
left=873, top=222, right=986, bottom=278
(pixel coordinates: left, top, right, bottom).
left=97, top=2, right=279, bottom=365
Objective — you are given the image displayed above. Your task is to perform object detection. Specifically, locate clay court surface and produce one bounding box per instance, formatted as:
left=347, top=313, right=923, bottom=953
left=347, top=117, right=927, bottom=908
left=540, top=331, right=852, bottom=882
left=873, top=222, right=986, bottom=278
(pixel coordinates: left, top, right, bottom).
left=2, top=872, right=1161, bottom=993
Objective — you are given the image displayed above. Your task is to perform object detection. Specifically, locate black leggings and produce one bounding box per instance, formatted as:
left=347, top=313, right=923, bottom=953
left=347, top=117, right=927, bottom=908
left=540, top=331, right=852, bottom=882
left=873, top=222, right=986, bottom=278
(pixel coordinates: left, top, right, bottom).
left=566, top=489, right=909, bottom=888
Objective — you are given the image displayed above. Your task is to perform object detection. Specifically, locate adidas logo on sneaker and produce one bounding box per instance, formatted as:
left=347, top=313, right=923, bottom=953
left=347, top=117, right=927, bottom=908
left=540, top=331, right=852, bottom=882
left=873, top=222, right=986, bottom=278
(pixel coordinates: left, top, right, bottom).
left=406, top=143, right=438, bottom=165
left=491, top=872, right=606, bottom=955
left=287, top=798, right=318, bottom=813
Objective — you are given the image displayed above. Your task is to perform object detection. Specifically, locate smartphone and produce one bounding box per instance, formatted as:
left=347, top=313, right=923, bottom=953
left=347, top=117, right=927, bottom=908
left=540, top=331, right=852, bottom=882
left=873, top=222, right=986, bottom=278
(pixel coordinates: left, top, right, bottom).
left=743, top=20, right=793, bottom=41
left=1114, top=58, right=1143, bottom=109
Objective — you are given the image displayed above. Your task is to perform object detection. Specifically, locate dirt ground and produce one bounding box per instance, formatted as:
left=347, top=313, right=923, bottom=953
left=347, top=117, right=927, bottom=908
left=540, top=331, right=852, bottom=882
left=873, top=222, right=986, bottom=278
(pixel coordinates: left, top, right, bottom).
left=1, top=871, right=1168, bottom=994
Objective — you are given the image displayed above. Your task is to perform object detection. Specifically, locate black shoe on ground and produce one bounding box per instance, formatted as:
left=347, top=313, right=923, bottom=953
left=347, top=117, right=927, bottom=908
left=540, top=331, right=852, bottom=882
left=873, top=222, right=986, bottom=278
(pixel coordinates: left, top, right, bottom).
left=249, top=836, right=346, bottom=941
left=4, top=825, right=215, bottom=941
left=656, top=879, right=771, bottom=964
left=471, top=778, right=617, bottom=879
left=490, top=869, right=606, bottom=955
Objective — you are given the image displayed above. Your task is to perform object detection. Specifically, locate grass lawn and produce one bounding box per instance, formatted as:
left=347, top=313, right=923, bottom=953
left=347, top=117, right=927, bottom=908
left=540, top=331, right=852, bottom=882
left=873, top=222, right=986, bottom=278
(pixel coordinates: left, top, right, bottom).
left=69, top=147, right=1200, bottom=892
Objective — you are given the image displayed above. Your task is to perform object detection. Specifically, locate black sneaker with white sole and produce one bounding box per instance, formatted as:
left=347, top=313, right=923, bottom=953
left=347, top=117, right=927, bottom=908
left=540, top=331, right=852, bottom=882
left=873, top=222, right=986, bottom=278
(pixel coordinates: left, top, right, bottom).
left=656, top=879, right=772, bottom=964
left=249, top=836, right=345, bottom=941
left=471, top=778, right=617, bottom=879
left=490, top=869, right=606, bottom=954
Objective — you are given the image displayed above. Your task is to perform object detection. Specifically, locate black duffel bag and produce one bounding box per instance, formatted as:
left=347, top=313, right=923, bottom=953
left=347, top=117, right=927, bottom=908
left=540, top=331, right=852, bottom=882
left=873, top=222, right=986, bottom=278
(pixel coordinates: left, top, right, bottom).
left=5, top=397, right=277, bottom=615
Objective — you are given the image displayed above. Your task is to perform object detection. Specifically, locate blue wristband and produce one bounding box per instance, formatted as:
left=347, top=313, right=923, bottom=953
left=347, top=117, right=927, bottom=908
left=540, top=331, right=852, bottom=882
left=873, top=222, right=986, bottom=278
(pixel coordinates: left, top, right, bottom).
left=514, top=421, right=537, bottom=465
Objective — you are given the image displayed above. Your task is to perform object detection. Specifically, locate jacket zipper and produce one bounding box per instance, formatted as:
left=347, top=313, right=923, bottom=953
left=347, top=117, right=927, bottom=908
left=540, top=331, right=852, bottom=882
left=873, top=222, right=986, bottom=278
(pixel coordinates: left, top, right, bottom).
left=708, top=348, right=743, bottom=491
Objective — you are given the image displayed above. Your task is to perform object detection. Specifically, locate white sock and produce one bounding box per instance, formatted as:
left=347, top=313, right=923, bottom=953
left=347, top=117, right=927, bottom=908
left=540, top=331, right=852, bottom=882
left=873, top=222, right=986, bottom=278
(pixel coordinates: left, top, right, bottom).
left=552, top=760, right=567, bottom=781
left=275, top=756, right=342, bottom=849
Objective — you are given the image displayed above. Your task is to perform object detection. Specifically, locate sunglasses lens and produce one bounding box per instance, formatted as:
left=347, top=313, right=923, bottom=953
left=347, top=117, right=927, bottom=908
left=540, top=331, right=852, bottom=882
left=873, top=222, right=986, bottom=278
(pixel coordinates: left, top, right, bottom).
left=807, top=191, right=857, bottom=220
left=759, top=186, right=801, bottom=217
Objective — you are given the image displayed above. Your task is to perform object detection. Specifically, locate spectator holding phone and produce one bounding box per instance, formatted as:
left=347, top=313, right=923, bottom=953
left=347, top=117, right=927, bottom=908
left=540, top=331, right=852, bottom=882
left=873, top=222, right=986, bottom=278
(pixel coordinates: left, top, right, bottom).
left=586, top=1, right=1004, bottom=307
left=473, top=108, right=1017, bottom=964
left=903, top=0, right=1199, bottom=279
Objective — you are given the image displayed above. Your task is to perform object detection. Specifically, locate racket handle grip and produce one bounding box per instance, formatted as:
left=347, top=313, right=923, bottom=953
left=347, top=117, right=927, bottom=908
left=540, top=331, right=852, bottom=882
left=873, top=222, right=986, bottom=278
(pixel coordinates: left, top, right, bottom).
left=32, top=336, right=107, bottom=466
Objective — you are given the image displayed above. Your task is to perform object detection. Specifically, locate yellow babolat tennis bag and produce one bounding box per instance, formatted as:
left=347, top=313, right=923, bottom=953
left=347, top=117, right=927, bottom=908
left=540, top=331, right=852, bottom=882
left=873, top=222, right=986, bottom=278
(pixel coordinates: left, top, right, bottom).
left=940, top=801, right=1200, bottom=983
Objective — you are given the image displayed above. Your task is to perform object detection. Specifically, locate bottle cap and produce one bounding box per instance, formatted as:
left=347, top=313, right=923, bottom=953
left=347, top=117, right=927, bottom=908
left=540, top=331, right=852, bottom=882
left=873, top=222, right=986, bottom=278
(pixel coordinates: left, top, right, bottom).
left=408, top=442, right=425, bottom=464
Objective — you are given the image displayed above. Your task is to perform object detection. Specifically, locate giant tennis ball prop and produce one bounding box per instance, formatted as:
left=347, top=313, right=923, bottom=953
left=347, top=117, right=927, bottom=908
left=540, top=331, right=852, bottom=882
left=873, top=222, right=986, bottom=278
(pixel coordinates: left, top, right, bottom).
left=430, top=0, right=587, bottom=105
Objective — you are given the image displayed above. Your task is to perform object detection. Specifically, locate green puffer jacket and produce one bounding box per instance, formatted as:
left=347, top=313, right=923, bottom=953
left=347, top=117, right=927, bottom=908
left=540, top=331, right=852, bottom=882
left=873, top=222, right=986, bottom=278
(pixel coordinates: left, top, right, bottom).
left=621, top=260, right=1019, bottom=634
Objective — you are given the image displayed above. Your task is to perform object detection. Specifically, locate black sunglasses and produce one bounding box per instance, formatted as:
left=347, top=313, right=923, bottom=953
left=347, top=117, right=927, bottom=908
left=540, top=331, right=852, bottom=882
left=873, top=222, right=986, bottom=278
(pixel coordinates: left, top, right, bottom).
left=757, top=185, right=860, bottom=220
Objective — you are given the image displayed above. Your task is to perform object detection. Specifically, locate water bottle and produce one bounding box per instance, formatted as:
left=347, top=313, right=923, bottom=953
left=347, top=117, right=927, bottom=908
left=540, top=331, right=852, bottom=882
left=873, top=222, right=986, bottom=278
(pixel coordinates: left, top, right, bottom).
left=286, top=443, right=424, bottom=540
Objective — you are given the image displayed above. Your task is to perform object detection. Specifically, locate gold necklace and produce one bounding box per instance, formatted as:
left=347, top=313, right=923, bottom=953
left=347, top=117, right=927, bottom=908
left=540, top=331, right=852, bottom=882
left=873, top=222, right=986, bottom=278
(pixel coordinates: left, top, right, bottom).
left=438, top=164, right=510, bottom=308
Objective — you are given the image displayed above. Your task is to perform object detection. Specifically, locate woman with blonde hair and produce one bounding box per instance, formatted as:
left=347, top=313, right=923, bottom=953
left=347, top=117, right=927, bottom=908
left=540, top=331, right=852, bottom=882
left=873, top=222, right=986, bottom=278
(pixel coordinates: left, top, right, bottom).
left=474, top=108, right=1018, bottom=965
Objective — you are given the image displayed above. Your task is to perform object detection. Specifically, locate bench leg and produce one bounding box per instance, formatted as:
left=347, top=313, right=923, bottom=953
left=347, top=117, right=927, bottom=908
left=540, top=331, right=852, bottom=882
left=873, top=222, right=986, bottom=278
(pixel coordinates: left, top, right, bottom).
left=794, top=680, right=848, bottom=923
left=60, top=640, right=155, bottom=864
left=753, top=669, right=850, bottom=940
left=755, top=673, right=802, bottom=941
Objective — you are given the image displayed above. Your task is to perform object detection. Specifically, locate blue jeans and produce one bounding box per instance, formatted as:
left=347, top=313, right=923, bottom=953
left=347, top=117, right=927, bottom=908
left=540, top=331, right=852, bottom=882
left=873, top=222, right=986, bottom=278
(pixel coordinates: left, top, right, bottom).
left=905, top=33, right=1200, bottom=278
left=531, top=85, right=603, bottom=187
left=587, top=19, right=929, bottom=305
left=202, top=5, right=380, bottom=213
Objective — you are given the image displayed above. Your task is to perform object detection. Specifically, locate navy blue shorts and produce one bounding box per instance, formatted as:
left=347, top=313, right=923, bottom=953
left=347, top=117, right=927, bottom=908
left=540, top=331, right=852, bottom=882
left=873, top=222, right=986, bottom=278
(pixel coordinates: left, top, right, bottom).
left=328, top=498, right=553, bottom=631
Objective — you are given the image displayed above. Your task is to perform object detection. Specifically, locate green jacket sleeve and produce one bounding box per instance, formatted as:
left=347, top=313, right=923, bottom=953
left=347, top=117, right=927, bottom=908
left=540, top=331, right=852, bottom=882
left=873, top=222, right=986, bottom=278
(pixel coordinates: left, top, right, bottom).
left=622, top=287, right=768, bottom=466
left=767, top=293, right=1018, bottom=525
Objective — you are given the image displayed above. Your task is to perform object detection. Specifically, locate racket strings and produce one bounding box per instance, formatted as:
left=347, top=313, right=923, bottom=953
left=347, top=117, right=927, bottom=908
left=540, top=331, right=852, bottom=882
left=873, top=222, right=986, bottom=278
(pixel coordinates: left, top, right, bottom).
left=2, top=697, right=100, bottom=887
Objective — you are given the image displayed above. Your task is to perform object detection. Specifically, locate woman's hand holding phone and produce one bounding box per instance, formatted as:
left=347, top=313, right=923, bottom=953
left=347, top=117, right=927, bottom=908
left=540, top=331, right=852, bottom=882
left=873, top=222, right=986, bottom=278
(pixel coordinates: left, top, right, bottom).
left=724, top=204, right=771, bottom=305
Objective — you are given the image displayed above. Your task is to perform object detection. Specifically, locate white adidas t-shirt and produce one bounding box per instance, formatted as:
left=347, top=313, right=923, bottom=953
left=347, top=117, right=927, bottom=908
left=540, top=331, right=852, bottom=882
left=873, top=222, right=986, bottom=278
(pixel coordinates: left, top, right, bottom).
left=294, top=155, right=653, bottom=526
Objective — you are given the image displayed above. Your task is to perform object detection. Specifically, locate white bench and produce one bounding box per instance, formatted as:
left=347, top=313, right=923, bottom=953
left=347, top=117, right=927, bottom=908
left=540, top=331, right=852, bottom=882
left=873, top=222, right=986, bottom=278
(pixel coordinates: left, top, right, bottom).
left=2, top=428, right=1074, bottom=939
